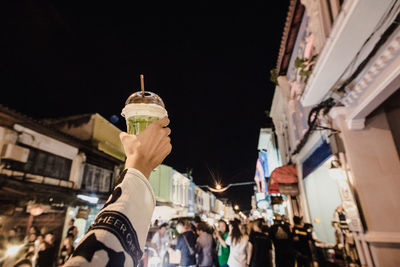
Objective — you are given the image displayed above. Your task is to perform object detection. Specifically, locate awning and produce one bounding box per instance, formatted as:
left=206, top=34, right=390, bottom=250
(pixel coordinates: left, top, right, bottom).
left=270, top=164, right=298, bottom=183
left=268, top=165, right=298, bottom=195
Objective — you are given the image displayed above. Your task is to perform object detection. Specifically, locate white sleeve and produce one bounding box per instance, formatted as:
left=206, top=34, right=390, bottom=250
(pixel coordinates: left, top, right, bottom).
left=151, top=232, right=159, bottom=245
left=225, top=235, right=231, bottom=246
left=65, top=168, right=156, bottom=267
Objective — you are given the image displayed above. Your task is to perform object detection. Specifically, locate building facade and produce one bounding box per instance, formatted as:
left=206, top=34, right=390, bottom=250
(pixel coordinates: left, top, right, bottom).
left=0, top=106, right=232, bottom=266
left=270, top=0, right=400, bottom=266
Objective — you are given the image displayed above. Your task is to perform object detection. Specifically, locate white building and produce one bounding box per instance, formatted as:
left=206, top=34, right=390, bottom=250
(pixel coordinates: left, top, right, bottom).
left=257, top=128, right=282, bottom=176
left=271, top=0, right=400, bottom=265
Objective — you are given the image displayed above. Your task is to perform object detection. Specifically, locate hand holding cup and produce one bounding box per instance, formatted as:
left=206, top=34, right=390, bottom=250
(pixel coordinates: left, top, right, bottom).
left=120, top=117, right=172, bottom=178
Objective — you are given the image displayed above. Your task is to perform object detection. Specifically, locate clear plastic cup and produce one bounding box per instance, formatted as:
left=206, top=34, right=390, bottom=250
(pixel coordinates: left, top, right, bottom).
left=121, top=91, right=167, bottom=135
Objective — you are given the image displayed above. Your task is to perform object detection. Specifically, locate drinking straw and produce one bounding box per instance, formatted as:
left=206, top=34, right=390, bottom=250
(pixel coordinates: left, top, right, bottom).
left=140, top=74, right=145, bottom=96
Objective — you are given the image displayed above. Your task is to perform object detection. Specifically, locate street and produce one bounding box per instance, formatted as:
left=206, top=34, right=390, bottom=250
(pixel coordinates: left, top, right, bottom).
left=1, top=0, right=400, bottom=266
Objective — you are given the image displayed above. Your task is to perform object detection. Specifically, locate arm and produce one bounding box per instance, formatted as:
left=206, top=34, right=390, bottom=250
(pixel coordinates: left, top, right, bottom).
left=65, top=117, right=171, bottom=267
left=150, top=233, right=159, bottom=253
left=214, top=231, right=228, bottom=248
left=195, top=236, right=201, bottom=252
left=225, top=235, right=231, bottom=247
left=247, top=242, right=253, bottom=266
left=176, top=236, right=183, bottom=251
left=267, top=238, right=274, bottom=267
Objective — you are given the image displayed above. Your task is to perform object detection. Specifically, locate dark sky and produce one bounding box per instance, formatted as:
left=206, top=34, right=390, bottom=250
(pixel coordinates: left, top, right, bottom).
left=1, top=1, right=289, bottom=210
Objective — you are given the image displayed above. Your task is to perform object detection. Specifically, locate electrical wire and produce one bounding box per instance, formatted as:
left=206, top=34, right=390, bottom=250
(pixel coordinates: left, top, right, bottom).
left=291, top=97, right=335, bottom=155
left=290, top=2, right=400, bottom=156
left=335, top=1, right=400, bottom=92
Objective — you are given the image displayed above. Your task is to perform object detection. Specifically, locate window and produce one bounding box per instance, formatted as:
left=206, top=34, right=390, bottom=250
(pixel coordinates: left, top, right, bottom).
left=81, top=163, right=114, bottom=193
left=4, top=145, right=72, bottom=180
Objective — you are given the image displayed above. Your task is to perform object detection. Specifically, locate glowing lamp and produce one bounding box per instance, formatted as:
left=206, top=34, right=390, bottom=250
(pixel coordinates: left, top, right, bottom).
left=6, top=244, right=24, bottom=256
left=30, top=205, right=44, bottom=216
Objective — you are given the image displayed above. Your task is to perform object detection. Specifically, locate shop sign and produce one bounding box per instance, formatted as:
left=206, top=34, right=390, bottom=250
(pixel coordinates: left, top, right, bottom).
left=255, top=192, right=266, bottom=202
left=278, top=183, right=299, bottom=196
left=257, top=199, right=269, bottom=210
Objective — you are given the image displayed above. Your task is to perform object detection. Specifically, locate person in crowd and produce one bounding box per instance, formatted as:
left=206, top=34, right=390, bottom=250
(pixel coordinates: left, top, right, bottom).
left=36, top=232, right=56, bottom=267
left=7, top=227, right=19, bottom=245
left=269, top=214, right=294, bottom=267
left=248, top=219, right=273, bottom=267
left=33, top=234, right=43, bottom=264
left=191, top=215, right=202, bottom=237
left=59, top=235, right=75, bottom=266
left=213, top=220, right=230, bottom=267
left=25, top=226, right=38, bottom=244
left=246, top=221, right=254, bottom=236
left=304, top=223, right=321, bottom=266
left=28, top=226, right=39, bottom=236
left=0, top=224, right=5, bottom=250
left=292, top=216, right=312, bottom=267
left=21, top=234, right=37, bottom=267
left=193, top=216, right=202, bottom=229
left=261, top=219, right=270, bottom=234
left=225, top=220, right=249, bottom=267
left=63, top=117, right=171, bottom=267
left=12, top=259, right=32, bottom=267
left=195, top=222, right=213, bottom=267
left=66, top=219, right=78, bottom=241
left=151, top=223, right=169, bottom=265
left=39, top=227, right=48, bottom=237
left=24, top=232, right=37, bottom=254
left=176, top=219, right=197, bottom=267
left=24, top=251, right=35, bottom=265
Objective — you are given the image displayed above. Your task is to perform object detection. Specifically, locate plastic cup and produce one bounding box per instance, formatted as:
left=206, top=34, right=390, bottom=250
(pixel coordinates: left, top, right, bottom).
left=121, top=91, right=167, bottom=135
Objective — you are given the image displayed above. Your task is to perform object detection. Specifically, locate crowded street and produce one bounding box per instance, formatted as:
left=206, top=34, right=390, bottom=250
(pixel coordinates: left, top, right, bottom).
left=1, top=0, right=400, bottom=266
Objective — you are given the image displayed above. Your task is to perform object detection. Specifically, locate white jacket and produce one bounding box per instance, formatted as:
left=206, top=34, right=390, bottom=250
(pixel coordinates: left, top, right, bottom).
left=65, top=168, right=156, bottom=267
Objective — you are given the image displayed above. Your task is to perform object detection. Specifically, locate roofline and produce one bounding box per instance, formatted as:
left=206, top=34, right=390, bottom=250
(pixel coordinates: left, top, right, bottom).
left=0, top=105, right=123, bottom=164
left=276, top=0, right=305, bottom=75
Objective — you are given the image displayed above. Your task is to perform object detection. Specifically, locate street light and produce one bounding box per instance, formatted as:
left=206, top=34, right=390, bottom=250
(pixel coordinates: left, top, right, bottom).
left=199, top=181, right=256, bottom=193
left=234, top=204, right=239, bottom=210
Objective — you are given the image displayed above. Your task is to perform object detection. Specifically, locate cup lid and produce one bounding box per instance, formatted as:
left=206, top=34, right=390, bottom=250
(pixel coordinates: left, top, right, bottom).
left=125, top=91, right=165, bottom=107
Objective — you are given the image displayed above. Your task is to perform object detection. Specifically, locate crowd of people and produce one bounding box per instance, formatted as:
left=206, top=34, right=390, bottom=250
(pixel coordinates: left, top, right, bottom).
left=0, top=219, right=78, bottom=267
left=1, top=213, right=355, bottom=267
left=148, top=214, right=327, bottom=267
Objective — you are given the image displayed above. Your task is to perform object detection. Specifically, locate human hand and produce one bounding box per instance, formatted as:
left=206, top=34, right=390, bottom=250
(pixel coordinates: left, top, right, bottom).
left=120, top=117, right=172, bottom=178
left=213, top=228, right=220, bottom=238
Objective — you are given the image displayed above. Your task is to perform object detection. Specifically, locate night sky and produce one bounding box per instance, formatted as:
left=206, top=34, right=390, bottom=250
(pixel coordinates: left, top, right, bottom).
left=1, top=1, right=289, bottom=211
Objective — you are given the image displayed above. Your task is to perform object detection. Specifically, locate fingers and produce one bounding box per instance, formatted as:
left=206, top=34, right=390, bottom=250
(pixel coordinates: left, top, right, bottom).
left=155, top=116, right=170, bottom=127
left=164, top=127, right=171, bottom=136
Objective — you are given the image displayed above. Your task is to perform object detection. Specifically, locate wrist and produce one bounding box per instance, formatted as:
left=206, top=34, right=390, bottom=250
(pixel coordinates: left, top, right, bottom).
left=125, top=156, right=152, bottom=179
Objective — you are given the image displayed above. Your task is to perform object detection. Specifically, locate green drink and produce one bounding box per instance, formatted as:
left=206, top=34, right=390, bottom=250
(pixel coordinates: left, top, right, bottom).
left=122, top=91, right=167, bottom=135
left=126, top=115, right=160, bottom=135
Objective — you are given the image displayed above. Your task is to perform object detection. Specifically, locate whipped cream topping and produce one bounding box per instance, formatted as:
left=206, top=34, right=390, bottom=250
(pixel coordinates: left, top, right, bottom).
left=121, top=103, right=168, bottom=118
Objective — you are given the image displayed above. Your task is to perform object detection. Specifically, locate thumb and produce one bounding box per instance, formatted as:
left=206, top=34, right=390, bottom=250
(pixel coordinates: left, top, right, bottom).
left=119, top=132, right=129, bottom=142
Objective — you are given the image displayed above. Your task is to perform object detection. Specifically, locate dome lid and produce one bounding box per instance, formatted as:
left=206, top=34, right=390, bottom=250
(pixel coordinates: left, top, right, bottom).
left=125, top=91, right=165, bottom=107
